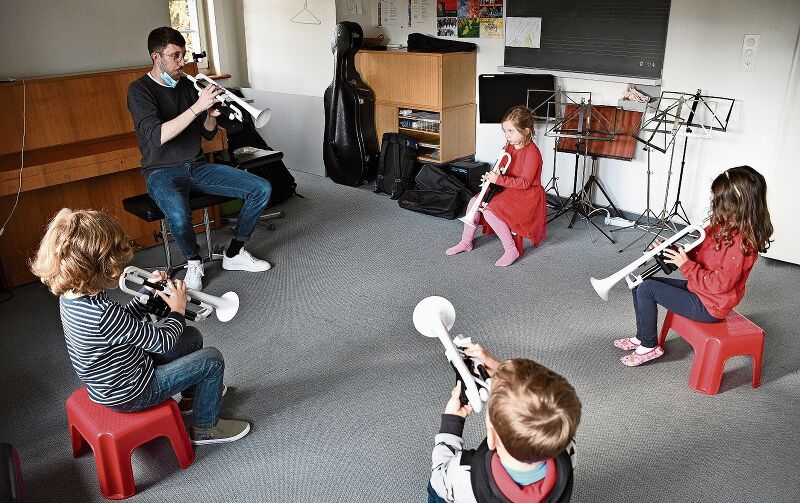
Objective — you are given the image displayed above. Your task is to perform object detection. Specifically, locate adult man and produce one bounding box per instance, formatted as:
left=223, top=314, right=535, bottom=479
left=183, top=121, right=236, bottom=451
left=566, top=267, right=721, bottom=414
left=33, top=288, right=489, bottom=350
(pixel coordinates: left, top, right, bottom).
left=128, top=27, right=272, bottom=291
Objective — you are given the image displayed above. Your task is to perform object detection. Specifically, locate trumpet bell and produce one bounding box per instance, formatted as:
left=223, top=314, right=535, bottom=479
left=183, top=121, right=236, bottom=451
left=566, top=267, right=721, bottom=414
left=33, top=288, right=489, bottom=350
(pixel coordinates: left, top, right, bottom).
left=413, top=296, right=455, bottom=337
left=214, top=292, right=240, bottom=322
left=244, top=103, right=271, bottom=128
left=590, top=277, right=612, bottom=301
left=589, top=224, right=706, bottom=301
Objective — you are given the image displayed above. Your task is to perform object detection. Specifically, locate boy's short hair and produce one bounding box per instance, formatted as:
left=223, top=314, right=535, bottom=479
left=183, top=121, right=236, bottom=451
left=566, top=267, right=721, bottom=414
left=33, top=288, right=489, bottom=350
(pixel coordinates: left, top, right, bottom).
left=488, top=359, right=581, bottom=463
left=147, top=26, right=186, bottom=55
left=30, top=208, right=133, bottom=296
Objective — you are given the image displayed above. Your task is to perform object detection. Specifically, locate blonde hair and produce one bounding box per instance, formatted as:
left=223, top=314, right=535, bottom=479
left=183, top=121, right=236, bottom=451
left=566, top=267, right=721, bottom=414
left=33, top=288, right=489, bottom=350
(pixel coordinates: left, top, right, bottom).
left=488, top=359, right=581, bottom=463
left=30, top=208, right=133, bottom=296
left=500, top=105, right=535, bottom=145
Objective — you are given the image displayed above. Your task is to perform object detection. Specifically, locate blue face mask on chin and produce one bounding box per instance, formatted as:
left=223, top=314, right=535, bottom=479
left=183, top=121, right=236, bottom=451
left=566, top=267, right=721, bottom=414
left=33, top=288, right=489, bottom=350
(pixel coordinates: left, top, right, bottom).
left=160, top=71, right=180, bottom=88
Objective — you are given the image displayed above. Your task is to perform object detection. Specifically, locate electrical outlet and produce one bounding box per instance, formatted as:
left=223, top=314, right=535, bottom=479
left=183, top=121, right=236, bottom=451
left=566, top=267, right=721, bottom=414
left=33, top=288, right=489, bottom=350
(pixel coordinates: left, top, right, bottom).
left=739, top=34, right=760, bottom=72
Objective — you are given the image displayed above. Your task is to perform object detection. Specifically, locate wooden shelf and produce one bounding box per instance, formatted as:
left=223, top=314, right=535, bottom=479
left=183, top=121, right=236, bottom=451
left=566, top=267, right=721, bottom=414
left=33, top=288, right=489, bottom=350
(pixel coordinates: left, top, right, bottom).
left=398, top=127, right=440, bottom=138
left=356, top=50, right=476, bottom=164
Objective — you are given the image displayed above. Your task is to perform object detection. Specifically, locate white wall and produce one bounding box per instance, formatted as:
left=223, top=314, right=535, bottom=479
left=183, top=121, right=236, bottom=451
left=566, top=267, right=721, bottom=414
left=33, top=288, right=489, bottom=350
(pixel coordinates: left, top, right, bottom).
left=0, top=0, right=167, bottom=78
left=763, top=27, right=800, bottom=264
left=207, top=0, right=249, bottom=88
left=241, top=0, right=336, bottom=175
left=336, top=0, right=800, bottom=261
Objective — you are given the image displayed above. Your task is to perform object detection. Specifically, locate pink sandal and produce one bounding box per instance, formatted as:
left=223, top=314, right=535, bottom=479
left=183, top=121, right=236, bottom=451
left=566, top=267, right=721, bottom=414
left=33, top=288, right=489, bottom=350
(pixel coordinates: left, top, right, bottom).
left=613, top=338, right=640, bottom=351
left=621, top=346, right=664, bottom=367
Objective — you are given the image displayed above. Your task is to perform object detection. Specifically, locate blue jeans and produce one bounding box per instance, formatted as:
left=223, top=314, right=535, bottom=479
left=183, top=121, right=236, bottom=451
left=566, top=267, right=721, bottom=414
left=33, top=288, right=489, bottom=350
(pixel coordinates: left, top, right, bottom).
left=110, top=327, right=225, bottom=428
left=146, top=162, right=271, bottom=259
left=632, top=277, right=722, bottom=348
left=427, top=483, right=447, bottom=503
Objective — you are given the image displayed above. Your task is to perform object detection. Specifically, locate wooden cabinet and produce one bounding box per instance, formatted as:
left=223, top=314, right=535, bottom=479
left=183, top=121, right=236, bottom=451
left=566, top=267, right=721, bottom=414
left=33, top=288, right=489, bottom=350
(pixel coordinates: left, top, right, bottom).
left=355, top=50, right=477, bottom=164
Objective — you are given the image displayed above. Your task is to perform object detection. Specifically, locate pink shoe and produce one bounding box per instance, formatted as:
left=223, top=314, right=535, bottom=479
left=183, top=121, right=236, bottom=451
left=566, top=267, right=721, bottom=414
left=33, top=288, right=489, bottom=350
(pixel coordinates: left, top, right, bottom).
left=621, top=346, right=664, bottom=367
left=613, top=338, right=640, bottom=351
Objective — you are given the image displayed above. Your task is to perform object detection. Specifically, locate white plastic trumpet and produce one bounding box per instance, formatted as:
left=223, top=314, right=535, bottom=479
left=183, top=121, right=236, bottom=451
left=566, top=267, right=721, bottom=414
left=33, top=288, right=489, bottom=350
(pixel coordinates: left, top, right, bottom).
left=182, top=72, right=271, bottom=128
left=590, top=224, right=706, bottom=301
left=118, top=266, right=240, bottom=322
left=413, top=296, right=490, bottom=412
left=459, top=149, right=512, bottom=227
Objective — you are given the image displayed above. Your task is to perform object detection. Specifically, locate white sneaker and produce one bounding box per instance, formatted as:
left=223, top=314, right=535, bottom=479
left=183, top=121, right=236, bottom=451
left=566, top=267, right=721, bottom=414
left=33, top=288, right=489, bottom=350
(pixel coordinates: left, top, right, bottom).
left=222, top=248, right=271, bottom=272
left=184, top=260, right=204, bottom=291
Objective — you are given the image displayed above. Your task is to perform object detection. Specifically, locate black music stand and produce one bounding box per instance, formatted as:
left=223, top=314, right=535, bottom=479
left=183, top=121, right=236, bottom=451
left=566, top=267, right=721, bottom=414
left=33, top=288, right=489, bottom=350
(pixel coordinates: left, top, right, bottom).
left=618, top=89, right=734, bottom=249
left=527, top=88, right=563, bottom=209
left=543, top=92, right=626, bottom=243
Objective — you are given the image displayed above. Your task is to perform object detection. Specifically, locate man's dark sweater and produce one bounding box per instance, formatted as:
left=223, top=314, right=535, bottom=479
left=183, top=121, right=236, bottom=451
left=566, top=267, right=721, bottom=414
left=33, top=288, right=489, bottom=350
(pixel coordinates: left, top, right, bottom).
left=127, top=74, right=218, bottom=178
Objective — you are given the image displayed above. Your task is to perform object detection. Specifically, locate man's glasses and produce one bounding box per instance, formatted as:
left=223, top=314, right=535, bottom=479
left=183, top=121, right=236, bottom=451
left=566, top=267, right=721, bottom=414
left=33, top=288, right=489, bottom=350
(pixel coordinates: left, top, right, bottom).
left=159, top=51, right=186, bottom=62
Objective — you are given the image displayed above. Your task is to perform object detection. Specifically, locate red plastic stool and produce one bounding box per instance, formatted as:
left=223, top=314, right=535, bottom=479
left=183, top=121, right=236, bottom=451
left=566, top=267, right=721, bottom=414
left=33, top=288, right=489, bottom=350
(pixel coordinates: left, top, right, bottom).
left=658, top=310, right=764, bottom=395
left=479, top=215, right=524, bottom=256
left=66, top=387, right=195, bottom=499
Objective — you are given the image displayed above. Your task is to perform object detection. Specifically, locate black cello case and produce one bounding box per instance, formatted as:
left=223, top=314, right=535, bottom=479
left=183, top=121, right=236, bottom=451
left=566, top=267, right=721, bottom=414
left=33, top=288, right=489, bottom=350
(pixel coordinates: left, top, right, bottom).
left=323, top=22, right=379, bottom=186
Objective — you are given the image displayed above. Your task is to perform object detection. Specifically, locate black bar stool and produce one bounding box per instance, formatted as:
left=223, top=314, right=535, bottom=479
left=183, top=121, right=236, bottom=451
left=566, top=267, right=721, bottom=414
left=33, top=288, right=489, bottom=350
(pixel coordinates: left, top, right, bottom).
left=122, top=192, right=235, bottom=272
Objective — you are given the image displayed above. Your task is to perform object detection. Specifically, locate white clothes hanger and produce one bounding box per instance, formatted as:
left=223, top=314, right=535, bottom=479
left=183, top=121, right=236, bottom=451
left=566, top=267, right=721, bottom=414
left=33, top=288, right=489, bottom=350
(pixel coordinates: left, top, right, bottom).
left=291, top=1, right=321, bottom=25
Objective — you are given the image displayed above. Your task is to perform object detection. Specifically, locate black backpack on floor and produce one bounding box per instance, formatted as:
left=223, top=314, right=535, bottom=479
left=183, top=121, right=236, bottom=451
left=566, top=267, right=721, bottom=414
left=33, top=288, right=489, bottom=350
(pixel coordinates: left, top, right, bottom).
left=398, top=164, right=474, bottom=219
left=374, top=133, right=418, bottom=199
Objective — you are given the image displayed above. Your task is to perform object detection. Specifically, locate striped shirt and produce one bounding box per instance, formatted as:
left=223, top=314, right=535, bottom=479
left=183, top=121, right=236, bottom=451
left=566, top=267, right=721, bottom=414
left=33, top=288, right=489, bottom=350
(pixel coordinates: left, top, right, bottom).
left=59, top=291, right=185, bottom=406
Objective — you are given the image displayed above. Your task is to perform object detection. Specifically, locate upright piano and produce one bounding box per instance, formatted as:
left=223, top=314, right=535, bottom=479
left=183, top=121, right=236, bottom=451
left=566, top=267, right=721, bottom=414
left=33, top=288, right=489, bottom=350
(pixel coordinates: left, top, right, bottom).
left=0, top=63, right=226, bottom=287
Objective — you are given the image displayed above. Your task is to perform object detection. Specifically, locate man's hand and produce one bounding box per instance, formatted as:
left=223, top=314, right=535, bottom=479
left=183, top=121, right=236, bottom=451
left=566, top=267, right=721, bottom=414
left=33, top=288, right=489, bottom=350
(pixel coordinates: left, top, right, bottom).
left=194, top=83, right=224, bottom=112
left=444, top=381, right=473, bottom=418
left=460, top=341, right=501, bottom=376
left=155, top=279, right=188, bottom=316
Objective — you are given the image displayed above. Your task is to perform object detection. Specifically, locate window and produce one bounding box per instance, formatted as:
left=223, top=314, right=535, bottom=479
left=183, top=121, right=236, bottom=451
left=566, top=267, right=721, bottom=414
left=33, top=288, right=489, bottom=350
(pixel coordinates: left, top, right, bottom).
left=168, top=0, right=210, bottom=69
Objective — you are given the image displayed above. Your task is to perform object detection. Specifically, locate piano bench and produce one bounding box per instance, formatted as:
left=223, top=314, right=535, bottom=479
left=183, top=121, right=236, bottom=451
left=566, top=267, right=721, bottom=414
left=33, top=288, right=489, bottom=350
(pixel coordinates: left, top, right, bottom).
left=122, top=192, right=236, bottom=273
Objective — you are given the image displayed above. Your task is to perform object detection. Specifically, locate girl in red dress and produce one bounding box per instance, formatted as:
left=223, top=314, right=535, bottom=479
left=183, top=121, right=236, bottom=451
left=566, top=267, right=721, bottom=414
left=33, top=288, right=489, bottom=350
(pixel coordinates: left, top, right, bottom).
left=446, top=106, right=546, bottom=266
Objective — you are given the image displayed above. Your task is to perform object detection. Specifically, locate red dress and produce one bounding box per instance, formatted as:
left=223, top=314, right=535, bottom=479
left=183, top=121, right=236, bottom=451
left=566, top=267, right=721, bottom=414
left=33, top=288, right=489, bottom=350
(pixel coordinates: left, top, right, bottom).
left=486, top=142, right=547, bottom=245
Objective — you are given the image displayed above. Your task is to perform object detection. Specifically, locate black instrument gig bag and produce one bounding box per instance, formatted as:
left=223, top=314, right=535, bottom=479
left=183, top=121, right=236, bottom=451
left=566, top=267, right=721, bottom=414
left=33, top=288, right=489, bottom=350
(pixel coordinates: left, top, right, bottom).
left=222, top=94, right=297, bottom=208
left=398, top=164, right=474, bottom=219
left=398, top=189, right=462, bottom=219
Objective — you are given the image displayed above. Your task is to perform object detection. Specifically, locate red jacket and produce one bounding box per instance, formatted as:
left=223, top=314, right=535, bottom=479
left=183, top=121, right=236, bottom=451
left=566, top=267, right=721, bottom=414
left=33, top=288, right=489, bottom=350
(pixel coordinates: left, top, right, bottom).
left=487, top=142, right=547, bottom=245
left=679, top=226, right=758, bottom=319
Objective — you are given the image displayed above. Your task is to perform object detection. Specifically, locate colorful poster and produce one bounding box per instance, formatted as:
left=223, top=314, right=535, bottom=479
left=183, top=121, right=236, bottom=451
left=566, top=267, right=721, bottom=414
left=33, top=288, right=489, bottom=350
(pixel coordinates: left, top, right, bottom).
left=457, top=0, right=479, bottom=18
left=478, top=0, right=502, bottom=18
left=437, top=0, right=457, bottom=17
left=480, top=18, right=503, bottom=39
left=457, top=0, right=479, bottom=38
left=458, top=18, right=479, bottom=38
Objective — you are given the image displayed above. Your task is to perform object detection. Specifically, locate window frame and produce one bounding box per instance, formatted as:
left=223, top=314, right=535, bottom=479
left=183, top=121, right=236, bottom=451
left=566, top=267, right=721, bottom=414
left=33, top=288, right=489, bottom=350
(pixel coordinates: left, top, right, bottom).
left=169, top=0, right=211, bottom=71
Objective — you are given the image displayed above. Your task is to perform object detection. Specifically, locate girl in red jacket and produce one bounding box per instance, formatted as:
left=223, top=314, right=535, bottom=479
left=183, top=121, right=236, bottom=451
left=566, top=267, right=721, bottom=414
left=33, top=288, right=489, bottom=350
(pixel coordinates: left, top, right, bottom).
left=615, top=165, right=773, bottom=366
left=446, top=106, right=546, bottom=267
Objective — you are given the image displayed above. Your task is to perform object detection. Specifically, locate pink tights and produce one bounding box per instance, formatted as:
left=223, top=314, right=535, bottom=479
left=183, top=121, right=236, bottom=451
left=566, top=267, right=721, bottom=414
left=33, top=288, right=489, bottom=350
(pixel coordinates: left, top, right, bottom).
left=446, top=196, right=520, bottom=267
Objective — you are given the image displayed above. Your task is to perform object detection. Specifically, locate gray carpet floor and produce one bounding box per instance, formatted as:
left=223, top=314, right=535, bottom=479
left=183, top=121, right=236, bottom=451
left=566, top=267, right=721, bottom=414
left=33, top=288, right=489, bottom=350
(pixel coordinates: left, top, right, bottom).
left=1, top=169, right=799, bottom=502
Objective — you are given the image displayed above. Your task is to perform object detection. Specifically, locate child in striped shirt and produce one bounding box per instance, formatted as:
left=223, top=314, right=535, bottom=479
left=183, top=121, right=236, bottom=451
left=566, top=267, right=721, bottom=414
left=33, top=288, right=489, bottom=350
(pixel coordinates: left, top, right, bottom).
left=31, top=208, right=249, bottom=445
